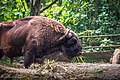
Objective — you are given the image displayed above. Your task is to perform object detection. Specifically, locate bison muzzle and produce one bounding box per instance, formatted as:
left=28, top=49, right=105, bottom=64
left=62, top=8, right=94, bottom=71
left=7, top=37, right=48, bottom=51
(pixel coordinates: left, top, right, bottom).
left=0, top=16, right=82, bottom=68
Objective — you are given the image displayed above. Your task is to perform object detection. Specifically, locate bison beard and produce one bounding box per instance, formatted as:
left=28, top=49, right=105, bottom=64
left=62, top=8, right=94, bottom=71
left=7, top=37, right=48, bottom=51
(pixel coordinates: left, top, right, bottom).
left=0, top=16, right=82, bottom=68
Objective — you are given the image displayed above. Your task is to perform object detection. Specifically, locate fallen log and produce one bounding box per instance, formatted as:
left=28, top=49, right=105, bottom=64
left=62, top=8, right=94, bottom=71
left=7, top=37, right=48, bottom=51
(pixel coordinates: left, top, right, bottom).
left=0, top=62, right=120, bottom=80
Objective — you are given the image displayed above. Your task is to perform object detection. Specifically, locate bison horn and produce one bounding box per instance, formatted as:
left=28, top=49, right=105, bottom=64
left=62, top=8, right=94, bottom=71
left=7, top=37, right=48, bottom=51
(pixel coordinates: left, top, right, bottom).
left=57, top=29, right=72, bottom=43
left=66, top=29, right=72, bottom=39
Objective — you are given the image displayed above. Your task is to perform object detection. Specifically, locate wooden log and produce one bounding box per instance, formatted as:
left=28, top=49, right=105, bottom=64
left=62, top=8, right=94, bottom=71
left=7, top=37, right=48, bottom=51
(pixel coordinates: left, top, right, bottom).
left=0, top=62, right=120, bottom=80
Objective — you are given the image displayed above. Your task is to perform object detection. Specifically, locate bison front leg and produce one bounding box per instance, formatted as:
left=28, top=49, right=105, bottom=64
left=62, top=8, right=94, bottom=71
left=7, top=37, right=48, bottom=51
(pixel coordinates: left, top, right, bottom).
left=24, top=48, right=36, bottom=68
left=23, top=38, right=39, bottom=68
left=24, top=52, right=35, bottom=68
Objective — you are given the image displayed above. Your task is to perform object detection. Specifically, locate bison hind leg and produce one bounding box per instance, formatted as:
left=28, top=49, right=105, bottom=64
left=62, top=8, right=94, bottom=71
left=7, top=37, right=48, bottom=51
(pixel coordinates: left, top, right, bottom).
left=0, top=53, right=3, bottom=59
left=10, top=57, right=13, bottom=64
left=0, top=49, right=3, bottom=59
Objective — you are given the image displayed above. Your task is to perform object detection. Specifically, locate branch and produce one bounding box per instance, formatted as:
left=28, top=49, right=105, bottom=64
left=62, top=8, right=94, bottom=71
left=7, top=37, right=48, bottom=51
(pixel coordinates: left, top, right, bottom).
left=83, top=45, right=120, bottom=49
left=25, top=0, right=30, bottom=8
left=0, top=62, right=120, bottom=79
left=39, top=0, right=59, bottom=13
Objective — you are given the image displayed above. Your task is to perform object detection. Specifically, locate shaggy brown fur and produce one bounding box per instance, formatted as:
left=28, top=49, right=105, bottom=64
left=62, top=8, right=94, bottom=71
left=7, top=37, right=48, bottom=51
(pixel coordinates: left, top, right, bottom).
left=0, top=16, right=82, bottom=68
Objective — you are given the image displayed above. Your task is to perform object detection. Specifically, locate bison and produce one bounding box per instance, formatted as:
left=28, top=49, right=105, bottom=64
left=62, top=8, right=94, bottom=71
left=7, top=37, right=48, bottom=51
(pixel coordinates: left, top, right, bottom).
left=0, top=16, right=82, bottom=68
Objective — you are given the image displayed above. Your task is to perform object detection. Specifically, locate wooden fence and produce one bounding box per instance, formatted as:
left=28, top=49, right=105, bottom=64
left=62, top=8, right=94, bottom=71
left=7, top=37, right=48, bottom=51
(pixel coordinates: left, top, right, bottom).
left=79, top=34, right=120, bottom=54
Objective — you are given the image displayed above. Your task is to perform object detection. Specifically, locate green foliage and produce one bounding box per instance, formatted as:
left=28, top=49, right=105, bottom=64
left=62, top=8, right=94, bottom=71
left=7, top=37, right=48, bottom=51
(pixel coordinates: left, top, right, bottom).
left=72, top=56, right=85, bottom=63
left=0, top=56, right=23, bottom=66
left=40, top=0, right=120, bottom=34
left=0, top=0, right=119, bottom=34
left=0, top=0, right=28, bottom=22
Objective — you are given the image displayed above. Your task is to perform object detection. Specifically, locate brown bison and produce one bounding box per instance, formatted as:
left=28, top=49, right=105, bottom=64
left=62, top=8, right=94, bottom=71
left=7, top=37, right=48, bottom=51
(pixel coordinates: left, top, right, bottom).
left=0, top=16, right=82, bottom=68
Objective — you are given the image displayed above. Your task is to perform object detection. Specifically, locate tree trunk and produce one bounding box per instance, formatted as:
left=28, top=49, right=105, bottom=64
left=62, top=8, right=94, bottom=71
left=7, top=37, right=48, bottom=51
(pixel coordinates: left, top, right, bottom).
left=0, top=62, right=120, bottom=80
left=110, top=48, right=120, bottom=64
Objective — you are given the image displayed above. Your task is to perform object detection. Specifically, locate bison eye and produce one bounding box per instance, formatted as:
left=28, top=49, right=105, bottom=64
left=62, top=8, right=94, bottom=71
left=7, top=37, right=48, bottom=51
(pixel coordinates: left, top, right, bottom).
left=69, top=39, right=77, bottom=45
left=65, top=39, right=77, bottom=47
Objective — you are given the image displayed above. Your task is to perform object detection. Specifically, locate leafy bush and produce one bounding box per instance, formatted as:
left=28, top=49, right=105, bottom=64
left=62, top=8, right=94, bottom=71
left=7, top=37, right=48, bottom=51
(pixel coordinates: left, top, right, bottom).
left=0, top=0, right=28, bottom=22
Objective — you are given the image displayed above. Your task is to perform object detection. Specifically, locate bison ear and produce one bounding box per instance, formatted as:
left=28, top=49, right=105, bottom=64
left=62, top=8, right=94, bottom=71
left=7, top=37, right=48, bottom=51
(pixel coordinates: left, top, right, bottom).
left=57, top=29, right=72, bottom=43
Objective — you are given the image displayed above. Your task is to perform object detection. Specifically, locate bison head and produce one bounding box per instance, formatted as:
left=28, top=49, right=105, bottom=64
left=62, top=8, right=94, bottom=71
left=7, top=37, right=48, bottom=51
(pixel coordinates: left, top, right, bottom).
left=58, top=30, right=82, bottom=59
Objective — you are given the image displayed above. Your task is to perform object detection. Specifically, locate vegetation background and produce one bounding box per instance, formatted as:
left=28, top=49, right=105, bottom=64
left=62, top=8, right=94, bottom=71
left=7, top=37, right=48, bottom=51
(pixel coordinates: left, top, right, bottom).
left=0, top=0, right=120, bottom=63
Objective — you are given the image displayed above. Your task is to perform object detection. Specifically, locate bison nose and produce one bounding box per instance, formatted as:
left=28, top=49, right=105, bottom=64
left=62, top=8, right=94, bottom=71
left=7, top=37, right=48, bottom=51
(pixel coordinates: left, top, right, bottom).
left=78, top=51, right=83, bottom=55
